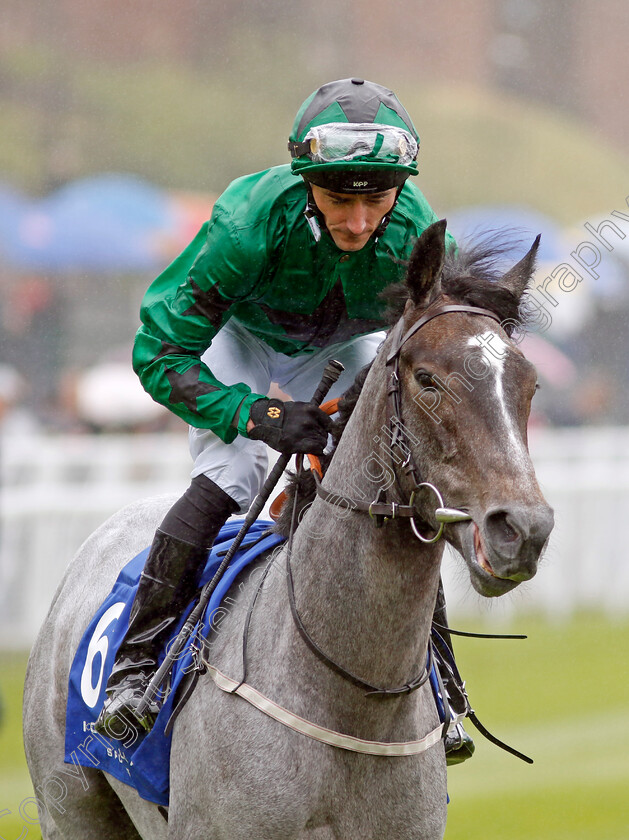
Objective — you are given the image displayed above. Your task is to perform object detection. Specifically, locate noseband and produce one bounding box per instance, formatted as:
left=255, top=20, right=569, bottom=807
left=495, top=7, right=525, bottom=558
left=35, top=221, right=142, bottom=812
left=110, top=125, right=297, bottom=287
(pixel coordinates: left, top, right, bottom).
left=315, top=304, right=501, bottom=541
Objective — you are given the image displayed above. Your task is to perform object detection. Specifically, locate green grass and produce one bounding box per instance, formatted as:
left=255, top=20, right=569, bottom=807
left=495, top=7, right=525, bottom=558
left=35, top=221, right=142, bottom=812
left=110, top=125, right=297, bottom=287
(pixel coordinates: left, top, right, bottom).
left=444, top=612, right=629, bottom=838
left=0, top=651, right=37, bottom=838
left=2, top=613, right=628, bottom=837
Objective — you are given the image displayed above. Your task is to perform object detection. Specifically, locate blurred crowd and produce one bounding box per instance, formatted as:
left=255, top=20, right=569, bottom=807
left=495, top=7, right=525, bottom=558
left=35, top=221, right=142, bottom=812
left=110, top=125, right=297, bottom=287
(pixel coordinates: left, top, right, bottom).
left=2, top=205, right=629, bottom=436
left=0, top=357, right=179, bottom=436
left=2, top=302, right=629, bottom=437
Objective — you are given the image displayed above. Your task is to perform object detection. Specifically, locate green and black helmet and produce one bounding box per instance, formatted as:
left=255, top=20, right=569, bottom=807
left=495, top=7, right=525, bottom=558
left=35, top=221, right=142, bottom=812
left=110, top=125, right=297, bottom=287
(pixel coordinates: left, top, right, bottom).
left=288, top=78, right=420, bottom=194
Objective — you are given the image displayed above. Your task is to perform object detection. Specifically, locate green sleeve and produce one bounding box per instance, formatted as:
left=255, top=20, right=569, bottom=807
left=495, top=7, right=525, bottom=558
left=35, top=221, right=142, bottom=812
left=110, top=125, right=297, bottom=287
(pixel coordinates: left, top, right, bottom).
left=445, top=227, right=457, bottom=254
left=132, top=207, right=269, bottom=442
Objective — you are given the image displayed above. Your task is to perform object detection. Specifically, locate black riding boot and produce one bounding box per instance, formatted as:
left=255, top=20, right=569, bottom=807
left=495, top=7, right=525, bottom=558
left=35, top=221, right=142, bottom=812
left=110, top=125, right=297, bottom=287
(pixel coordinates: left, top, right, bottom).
left=95, top=477, right=238, bottom=735
left=94, top=530, right=210, bottom=734
left=432, top=581, right=475, bottom=765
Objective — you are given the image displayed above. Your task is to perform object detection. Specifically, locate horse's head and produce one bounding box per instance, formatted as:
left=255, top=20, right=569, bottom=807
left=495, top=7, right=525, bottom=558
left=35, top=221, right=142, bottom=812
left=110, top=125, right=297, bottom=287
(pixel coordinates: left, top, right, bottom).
left=393, top=220, right=554, bottom=596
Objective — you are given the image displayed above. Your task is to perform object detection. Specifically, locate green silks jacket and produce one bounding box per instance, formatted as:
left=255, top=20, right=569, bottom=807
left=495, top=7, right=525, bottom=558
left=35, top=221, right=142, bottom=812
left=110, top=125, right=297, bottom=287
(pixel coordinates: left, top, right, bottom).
left=133, top=165, right=455, bottom=443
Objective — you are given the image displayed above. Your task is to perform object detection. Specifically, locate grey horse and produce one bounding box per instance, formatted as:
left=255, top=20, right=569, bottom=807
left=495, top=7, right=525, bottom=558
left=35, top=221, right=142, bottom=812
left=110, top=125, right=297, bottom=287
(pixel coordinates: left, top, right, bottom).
left=23, top=222, right=554, bottom=839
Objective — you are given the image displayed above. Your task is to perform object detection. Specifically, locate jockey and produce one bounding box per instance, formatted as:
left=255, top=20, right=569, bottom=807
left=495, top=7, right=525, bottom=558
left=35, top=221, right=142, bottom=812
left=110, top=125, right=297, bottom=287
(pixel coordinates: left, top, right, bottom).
left=95, top=77, right=473, bottom=763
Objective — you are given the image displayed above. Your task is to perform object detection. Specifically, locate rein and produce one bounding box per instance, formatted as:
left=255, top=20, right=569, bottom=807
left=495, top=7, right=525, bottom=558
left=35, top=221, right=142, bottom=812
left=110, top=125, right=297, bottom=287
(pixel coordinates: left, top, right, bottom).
left=178, top=305, right=534, bottom=761
left=284, top=305, right=502, bottom=701
left=285, top=457, right=432, bottom=698
left=295, top=303, right=534, bottom=762
left=190, top=305, right=534, bottom=760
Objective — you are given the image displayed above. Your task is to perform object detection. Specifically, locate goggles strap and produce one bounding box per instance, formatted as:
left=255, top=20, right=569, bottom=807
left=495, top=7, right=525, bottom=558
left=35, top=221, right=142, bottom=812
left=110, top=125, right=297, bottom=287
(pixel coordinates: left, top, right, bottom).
left=288, top=139, right=311, bottom=158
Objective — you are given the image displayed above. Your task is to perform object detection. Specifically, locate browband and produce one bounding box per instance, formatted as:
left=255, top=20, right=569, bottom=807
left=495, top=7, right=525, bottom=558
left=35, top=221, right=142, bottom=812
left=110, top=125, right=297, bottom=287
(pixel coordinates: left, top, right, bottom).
left=386, top=304, right=501, bottom=365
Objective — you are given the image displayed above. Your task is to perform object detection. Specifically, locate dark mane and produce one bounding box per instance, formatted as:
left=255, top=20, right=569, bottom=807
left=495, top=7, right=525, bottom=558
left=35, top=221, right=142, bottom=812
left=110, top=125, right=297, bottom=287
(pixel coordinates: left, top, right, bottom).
left=383, top=232, right=531, bottom=336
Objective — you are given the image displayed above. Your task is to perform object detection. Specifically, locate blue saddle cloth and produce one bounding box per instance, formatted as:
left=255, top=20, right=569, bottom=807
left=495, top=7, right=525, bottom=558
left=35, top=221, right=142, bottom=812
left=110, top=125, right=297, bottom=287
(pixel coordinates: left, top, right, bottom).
left=64, top=519, right=283, bottom=807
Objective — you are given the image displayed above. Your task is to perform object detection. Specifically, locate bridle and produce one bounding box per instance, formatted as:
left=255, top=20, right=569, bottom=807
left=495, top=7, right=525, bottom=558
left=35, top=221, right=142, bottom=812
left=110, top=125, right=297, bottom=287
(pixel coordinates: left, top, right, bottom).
left=314, top=303, right=502, bottom=541
left=189, top=303, right=532, bottom=760
left=288, top=303, right=502, bottom=698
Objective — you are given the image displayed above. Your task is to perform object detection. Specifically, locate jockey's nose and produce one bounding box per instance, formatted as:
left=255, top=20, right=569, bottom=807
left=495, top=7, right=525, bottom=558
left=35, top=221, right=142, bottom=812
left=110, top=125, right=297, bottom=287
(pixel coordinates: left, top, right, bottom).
left=345, top=203, right=369, bottom=235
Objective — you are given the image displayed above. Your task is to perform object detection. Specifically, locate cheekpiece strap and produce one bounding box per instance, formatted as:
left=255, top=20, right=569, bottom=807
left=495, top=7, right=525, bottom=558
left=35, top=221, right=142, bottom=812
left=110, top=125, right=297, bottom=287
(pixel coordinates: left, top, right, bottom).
left=312, top=470, right=416, bottom=520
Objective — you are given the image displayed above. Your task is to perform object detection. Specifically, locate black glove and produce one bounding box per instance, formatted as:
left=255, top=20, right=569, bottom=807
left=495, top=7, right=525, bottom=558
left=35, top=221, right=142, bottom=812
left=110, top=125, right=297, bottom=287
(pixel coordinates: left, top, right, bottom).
left=248, top=398, right=333, bottom=455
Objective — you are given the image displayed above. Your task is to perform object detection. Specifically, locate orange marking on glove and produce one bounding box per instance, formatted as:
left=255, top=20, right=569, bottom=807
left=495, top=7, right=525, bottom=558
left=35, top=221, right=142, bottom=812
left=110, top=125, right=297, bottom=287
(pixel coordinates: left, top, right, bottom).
left=269, top=399, right=339, bottom=520
left=320, top=398, right=340, bottom=416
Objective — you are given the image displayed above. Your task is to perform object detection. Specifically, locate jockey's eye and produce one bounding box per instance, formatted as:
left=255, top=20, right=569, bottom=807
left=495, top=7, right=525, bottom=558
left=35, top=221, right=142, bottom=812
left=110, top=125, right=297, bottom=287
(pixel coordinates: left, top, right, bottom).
left=414, top=369, right=436, bottom=389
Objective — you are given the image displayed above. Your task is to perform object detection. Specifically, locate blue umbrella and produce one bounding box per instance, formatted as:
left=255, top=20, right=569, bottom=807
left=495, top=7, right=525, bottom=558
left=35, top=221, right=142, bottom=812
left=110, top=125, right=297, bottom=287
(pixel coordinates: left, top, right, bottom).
left=0, top=174, right=177, bottom=273
left=446, top=204, right=564, bottom=263
left=0, top=182, right=30, bottom=265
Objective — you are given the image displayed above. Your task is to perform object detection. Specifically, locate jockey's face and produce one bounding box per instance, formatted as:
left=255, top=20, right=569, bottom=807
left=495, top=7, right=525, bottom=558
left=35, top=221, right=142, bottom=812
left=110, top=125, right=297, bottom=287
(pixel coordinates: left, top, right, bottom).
left=310, top=185, right=397, bottom=251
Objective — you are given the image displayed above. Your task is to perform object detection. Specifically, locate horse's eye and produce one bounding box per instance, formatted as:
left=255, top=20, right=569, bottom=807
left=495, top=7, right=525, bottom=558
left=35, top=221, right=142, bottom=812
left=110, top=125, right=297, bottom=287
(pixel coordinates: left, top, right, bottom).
left=414, top=370, right=435, bottom=389
left=535, top=382, right=541, bottom=392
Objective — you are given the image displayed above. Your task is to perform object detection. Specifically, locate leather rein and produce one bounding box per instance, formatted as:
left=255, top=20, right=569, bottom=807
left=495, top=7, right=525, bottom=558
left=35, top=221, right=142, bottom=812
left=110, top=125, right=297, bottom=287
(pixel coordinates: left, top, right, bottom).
left=286, top=304, right=502, bottom=698
left=179, top=303, right=532, bottom=760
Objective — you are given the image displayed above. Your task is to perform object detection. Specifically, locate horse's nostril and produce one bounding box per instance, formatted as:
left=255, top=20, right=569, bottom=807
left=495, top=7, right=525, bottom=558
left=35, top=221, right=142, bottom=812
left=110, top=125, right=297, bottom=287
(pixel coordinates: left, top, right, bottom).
left=500, top=518, right=518, bottom=542
left=486, top=510, right=521, bottom=545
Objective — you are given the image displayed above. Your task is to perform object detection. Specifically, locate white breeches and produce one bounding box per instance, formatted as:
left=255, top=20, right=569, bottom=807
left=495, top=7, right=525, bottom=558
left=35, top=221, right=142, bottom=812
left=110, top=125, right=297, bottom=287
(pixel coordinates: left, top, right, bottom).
left=189, top=319, right=385, bottom=512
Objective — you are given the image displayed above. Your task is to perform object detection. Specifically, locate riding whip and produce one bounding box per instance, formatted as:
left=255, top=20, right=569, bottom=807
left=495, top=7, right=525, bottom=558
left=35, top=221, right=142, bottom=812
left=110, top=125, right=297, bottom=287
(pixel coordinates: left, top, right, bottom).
left=135, top=358, right=345, bottom=720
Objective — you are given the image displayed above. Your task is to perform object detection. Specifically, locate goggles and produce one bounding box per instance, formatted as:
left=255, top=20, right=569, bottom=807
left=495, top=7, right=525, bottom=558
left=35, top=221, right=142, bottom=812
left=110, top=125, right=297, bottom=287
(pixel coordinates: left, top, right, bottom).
left=289, top=122, right=418, bottom=166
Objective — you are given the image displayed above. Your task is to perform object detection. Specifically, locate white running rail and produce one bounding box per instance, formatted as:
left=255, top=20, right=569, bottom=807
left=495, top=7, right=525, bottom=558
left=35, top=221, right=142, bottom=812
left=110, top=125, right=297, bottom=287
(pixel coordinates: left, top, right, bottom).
left=2, top=427, right=628, bottom=647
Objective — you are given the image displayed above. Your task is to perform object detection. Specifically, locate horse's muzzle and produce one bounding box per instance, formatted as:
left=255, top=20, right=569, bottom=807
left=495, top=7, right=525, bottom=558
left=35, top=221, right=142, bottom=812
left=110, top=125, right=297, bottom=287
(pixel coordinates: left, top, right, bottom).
left=458, top=502, right=554, bottom=597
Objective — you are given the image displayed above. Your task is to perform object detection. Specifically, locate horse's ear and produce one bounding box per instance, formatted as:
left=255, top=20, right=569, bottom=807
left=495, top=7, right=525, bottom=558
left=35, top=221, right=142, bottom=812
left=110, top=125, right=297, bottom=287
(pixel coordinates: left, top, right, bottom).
left=406, top=220, right=446, bottom=308
left=502, top=234, right=541, bottom=300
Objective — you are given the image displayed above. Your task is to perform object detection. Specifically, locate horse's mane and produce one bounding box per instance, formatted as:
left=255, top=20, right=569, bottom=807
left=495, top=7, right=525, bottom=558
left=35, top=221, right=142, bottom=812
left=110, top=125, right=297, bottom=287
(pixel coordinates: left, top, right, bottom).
left=383, top=232, right=530, bottom=335
left=273, top=234, right=527, bottom=537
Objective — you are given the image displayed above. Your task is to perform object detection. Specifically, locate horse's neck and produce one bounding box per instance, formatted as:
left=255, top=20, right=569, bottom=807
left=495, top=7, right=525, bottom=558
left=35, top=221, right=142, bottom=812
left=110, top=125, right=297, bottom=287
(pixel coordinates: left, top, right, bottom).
left=285, top=355, right=443, bottom=690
